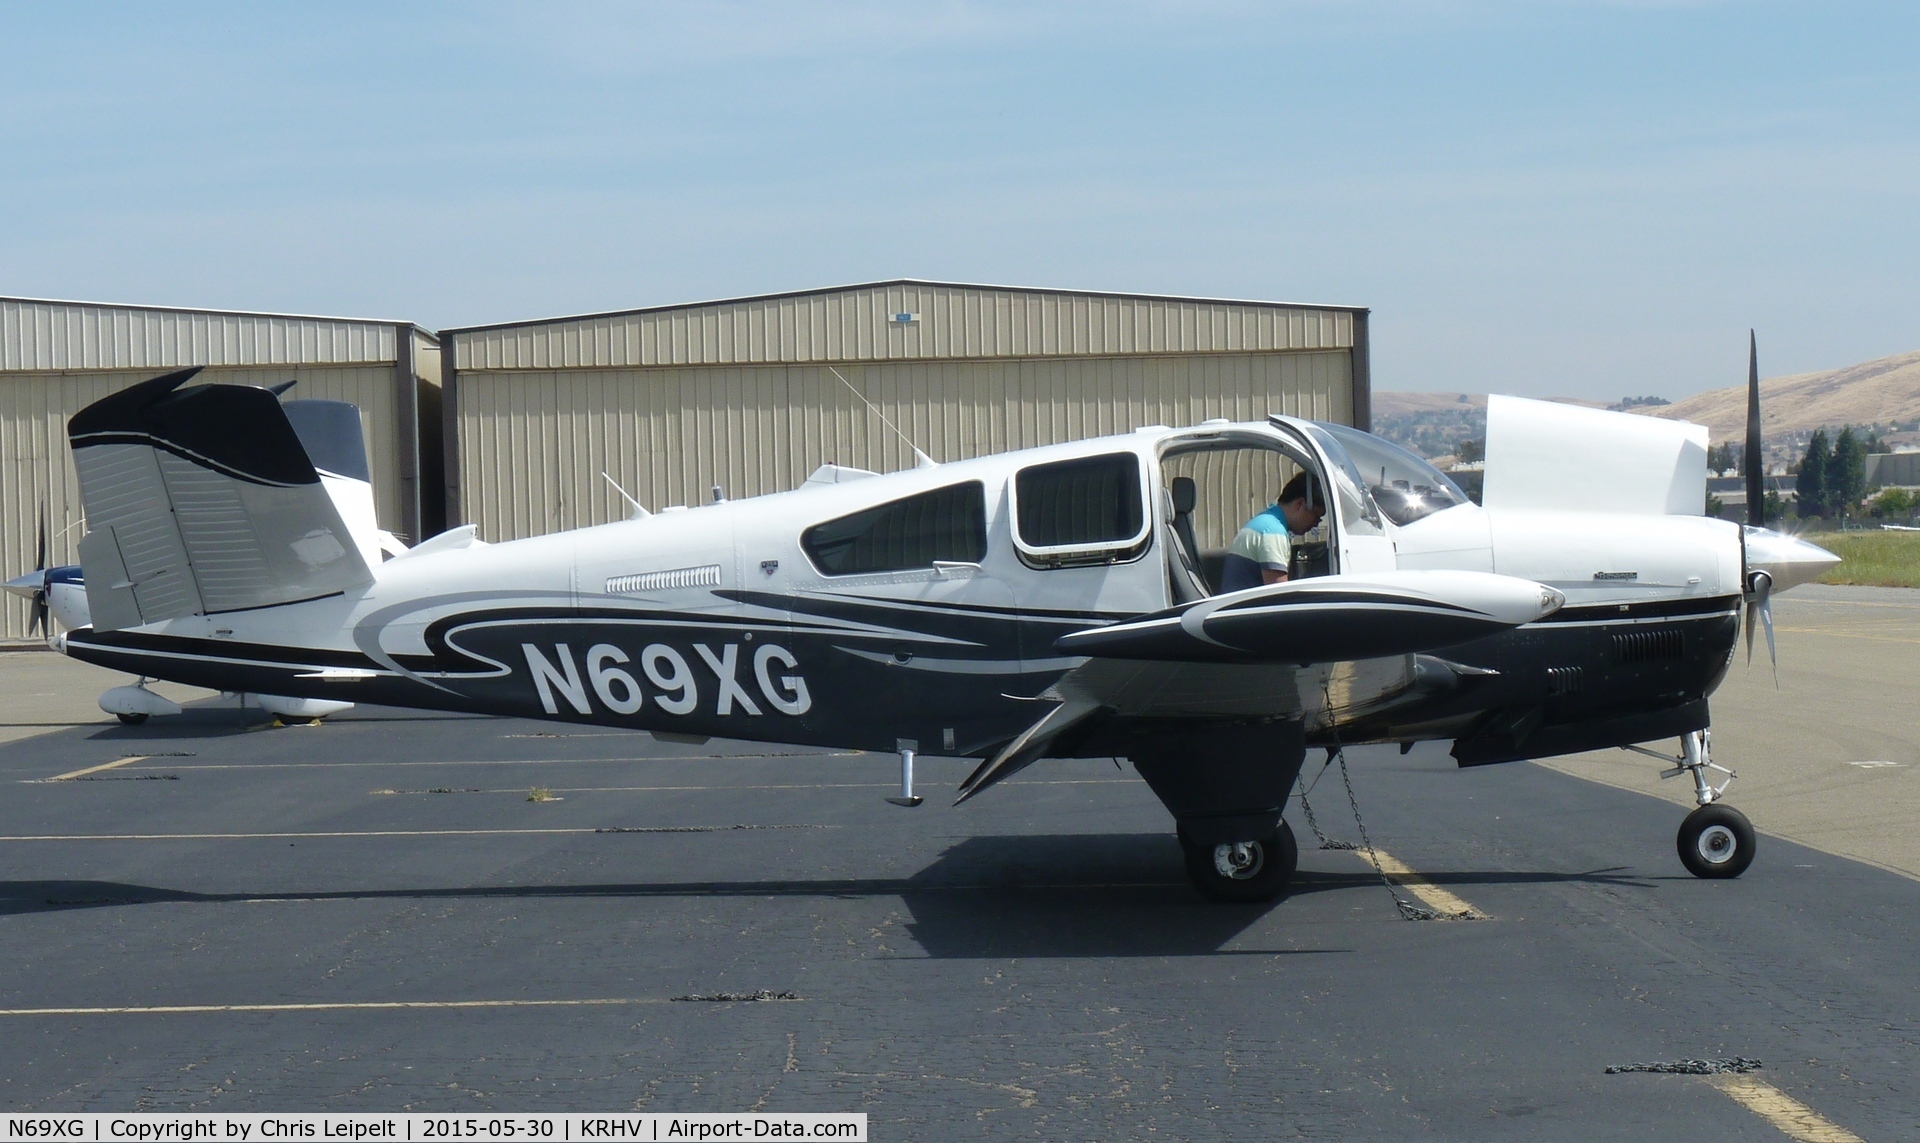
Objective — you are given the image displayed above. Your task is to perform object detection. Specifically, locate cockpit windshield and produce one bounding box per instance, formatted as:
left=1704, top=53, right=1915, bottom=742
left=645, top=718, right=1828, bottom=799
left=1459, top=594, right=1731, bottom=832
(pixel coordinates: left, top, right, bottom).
left=1309, top=422, right=1471, bottom=526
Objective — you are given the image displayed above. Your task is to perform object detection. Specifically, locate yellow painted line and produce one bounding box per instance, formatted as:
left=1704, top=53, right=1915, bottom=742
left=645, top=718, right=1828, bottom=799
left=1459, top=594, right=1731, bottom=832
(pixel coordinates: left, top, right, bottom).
left=0, top=825, right=830, bottom=842
left=0, top=998, right=668, bottom=1017
left=1360, top=847, right=1488, bottom=919
left=1712, top=1074, right=1864, bottom=1143
left=43, top=756, right=147, bottom=782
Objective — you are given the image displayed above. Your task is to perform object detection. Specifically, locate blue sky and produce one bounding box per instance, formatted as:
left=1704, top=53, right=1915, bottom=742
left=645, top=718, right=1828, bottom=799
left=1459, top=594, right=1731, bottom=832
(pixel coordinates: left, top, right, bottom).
left=3, top=1, right=1914, bottom=400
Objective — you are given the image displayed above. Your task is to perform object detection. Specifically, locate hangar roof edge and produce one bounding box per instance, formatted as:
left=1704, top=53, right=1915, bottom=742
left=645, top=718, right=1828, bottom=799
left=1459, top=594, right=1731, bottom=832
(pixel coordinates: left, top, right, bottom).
left=439, top=279, right=1368, bottom=337
left=0, top=295, right=433, bottom=337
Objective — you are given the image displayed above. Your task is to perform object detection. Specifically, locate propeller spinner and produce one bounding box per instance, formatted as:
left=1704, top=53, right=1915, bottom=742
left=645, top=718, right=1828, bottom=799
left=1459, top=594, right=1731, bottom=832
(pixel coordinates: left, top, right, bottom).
left=2, top=506, right=53, bottom=637
left=4, top=505, right=62, bottom=639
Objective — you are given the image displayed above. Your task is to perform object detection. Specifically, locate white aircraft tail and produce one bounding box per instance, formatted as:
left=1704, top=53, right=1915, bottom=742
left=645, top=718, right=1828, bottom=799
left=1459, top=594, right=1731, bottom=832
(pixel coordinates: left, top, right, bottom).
left=282, top=398, right=404, bottom=567
left=68, top=368, right=376, bottom=632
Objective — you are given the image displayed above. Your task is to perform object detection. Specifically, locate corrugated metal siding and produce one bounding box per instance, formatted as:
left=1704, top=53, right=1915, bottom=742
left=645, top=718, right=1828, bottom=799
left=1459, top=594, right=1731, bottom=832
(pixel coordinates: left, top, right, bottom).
left=453, top=351, right=1351, bottom=542
left=1, top=299, right=398, bottom=371
left=1, top=365, right=401, bottom=640
left=452, top=284, right=1355, bottom=371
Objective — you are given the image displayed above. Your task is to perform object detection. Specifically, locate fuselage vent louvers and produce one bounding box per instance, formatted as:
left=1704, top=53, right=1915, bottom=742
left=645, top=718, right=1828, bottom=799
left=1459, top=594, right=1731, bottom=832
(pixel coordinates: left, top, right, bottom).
left=1611, top=628, right=1684, bottom=663
left=606, top=564, right=722, bottom=595
left=1547, top=666, right=1584, bottom=695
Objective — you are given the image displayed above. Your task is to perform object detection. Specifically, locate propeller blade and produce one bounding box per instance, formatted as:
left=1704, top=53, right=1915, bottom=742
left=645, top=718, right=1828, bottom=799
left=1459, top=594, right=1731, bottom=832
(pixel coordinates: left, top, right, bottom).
left=1745, top=330, right=1765, bottom=527
left=1761, top=595, right=1778, bottom=688
left=29, top=502, right=50, bottom=637
left=1744, top=599, right=1757, bottom=665
left=1744, top=570, right=1771, bottom=671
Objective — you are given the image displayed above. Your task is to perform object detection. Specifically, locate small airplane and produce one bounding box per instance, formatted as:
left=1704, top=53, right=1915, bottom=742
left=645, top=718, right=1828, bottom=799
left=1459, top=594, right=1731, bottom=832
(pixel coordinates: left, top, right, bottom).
left=9, top=338, right=1837, bottom=902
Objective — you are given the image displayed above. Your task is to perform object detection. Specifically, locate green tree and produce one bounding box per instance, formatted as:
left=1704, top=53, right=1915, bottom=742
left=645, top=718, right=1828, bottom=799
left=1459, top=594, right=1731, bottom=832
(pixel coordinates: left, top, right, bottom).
left=1827, top=427, right=1867, bottom=519
left=1869, top=488, right=1915, bottom=519
left=1797, top=430, right=1831, bottom=518
left=1455, top=438, right=1484, bottom=464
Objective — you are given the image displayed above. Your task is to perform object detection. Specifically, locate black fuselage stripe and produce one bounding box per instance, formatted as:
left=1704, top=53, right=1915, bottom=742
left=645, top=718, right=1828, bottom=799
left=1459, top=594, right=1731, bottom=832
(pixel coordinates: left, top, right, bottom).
left=1536, top=594, right=1741, bottom=623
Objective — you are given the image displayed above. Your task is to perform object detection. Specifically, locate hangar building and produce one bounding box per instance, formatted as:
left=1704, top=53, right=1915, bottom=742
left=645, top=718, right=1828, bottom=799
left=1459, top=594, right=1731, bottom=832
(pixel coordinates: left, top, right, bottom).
left=0, top=298, right=441, bottom=640
left=440, top=280, right=1369, bottom=543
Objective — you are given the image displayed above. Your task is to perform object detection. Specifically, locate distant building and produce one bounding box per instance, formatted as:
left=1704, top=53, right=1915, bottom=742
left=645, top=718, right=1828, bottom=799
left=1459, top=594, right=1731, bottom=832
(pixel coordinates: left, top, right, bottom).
left=0, top=297, right=441, bottom=640
left=1867, top=451, right=1920, bottom=488
left=438, top=280, right=1371, bottom=544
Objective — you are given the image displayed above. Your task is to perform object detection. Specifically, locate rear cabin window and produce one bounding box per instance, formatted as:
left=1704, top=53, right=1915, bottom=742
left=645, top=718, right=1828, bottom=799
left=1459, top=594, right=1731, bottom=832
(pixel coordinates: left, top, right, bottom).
left=1012, top=452, right=1148, bottom=565
left=802, top=482, right=988, bottom=575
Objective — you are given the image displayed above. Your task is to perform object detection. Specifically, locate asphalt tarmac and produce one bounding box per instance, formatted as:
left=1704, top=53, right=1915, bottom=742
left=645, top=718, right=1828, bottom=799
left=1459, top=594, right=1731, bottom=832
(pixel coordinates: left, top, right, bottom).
left=1, top=602, right=1916, bottom=1138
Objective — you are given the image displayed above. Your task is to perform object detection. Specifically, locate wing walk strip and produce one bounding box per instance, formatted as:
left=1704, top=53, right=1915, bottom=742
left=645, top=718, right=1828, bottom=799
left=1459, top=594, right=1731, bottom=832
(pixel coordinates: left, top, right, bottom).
left=1359, top=847, right=1488, bottom=920
left=1710, top=1075, right=1865, bottom=1143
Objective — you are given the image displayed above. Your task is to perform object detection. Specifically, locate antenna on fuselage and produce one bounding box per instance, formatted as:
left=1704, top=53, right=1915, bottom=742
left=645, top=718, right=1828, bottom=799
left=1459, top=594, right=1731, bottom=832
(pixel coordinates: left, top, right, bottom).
left=828, top=365, right=938, bottom=469
left=601, top=472, right=650, bottom=519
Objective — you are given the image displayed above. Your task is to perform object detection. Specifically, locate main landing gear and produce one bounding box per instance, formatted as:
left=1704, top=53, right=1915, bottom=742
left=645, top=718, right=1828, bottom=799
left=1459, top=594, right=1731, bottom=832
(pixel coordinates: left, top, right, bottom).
left=1178, top=821, right=1299, bottom=903
left=1629, top=730, right=1755, bottom=879
left=1130, top=721, right=1309, bottom=904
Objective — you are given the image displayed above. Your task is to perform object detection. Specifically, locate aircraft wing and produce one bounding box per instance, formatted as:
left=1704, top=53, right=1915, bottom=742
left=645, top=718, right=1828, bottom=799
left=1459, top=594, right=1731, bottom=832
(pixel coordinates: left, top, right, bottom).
left=68, top=368, right=374, bottom=631
left=1054, top=570, right=1563, bottom=664
left=957, top=571, right=1561, bottom=801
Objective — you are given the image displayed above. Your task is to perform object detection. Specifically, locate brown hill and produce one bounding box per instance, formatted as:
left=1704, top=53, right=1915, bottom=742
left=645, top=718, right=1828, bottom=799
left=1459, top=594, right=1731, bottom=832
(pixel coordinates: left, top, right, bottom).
left=1373, top=352, right=1920, bottom=464
left=1634, top=350, right=1920, bottom=444
left=1370, top=392, right=1606, bottom=458
left=1371, top=393, right=1607, bottom=416
left=1372, top=392, right=1487, bottom=415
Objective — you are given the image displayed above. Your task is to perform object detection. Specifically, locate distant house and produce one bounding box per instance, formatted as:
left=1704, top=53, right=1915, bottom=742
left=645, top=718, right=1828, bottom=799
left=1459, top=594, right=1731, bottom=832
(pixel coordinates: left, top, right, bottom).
left=1705, top=475, right=1796, bottom=518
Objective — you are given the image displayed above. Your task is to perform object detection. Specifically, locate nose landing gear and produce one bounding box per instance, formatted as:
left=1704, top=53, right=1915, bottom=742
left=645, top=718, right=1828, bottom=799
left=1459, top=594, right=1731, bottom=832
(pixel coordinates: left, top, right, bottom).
left=1677, top=803, right=1755, bottom=878
left=1627, top=729, right=1755, bottom=879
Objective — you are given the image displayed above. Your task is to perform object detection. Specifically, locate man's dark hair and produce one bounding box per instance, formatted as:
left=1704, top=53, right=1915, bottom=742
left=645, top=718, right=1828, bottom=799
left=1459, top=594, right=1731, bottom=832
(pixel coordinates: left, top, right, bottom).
left=1279, top=471, right=1323, bottom=508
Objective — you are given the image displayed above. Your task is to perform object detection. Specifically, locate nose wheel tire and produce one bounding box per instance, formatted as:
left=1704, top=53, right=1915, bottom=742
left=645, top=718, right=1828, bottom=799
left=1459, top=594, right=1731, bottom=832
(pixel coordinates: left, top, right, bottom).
left=1677, top=804, right=1755, bottom=879
left=115, top=712, right=148, bottom=726
left=1179, top=821, right=1298, bottom=902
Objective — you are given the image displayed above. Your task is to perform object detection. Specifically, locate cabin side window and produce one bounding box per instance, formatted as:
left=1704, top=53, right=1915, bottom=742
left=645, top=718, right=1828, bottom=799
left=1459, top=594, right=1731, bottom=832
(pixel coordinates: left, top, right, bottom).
left=1011, top=452, right=1150, bottom=567
left=801, top=481, right=989, bottom=575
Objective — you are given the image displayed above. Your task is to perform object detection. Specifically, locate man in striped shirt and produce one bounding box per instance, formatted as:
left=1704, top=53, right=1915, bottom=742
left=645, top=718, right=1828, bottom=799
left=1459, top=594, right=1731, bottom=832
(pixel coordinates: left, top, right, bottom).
left=1218, top=472, right=1326, bottom=592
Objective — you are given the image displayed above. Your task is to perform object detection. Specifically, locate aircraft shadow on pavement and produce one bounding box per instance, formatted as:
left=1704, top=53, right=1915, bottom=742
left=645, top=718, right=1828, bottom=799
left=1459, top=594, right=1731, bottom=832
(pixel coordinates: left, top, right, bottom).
left=66, top=706, right=485, bottom=743
left=0, top=835, right=1654, bottom=958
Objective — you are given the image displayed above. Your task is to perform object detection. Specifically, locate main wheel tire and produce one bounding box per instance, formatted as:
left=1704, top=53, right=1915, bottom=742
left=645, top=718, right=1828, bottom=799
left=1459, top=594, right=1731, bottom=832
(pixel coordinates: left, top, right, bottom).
left=115, top=712, right=148, bottom=726
left=1179, top=821, right=1298, bottom=903
left=1677, top=804, right=1755, bottom=879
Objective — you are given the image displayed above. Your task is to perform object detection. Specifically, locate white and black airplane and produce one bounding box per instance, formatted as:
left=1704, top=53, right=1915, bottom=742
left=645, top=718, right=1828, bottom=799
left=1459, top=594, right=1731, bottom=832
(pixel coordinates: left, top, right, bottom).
left=8, top=356, right=1838, bottom=901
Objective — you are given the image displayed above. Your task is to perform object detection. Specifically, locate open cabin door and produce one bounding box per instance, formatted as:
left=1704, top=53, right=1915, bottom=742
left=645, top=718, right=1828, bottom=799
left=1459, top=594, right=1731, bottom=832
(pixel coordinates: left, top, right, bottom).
left=1266, top=416, right=1399, bottom=576
left=1154, top=424, right=1354, bottom=602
